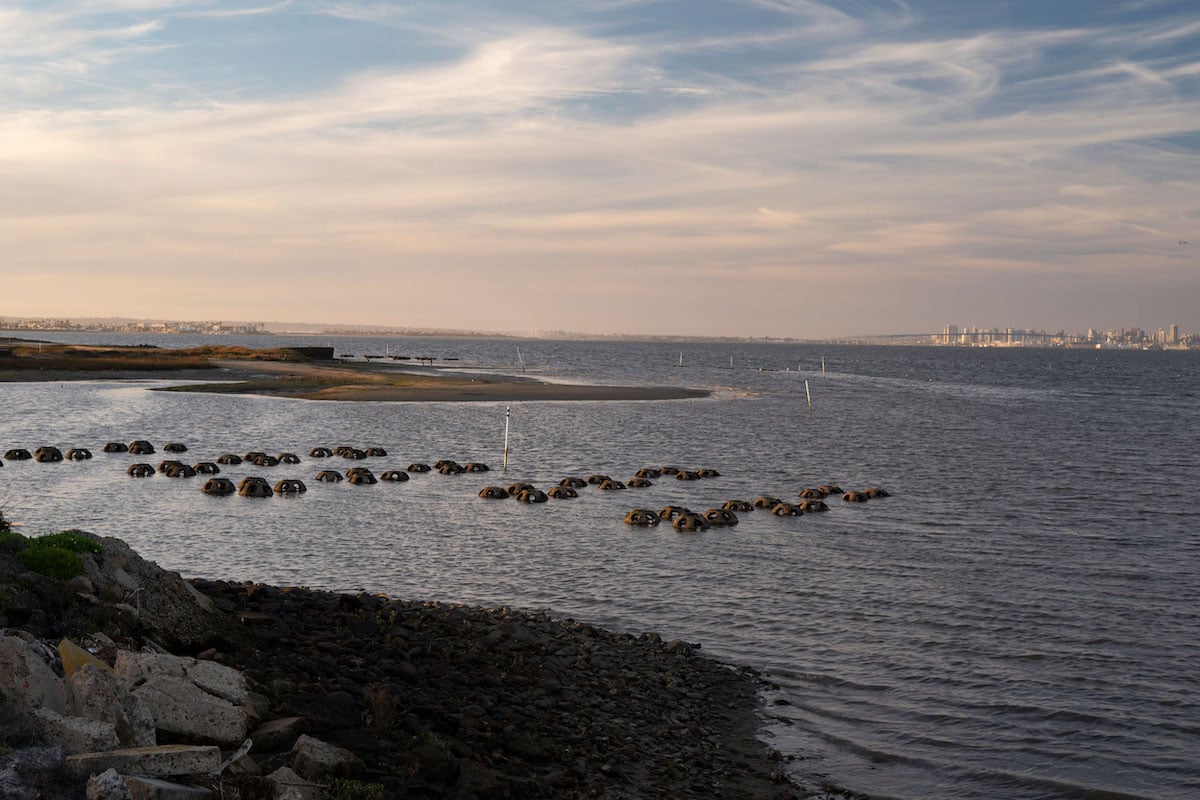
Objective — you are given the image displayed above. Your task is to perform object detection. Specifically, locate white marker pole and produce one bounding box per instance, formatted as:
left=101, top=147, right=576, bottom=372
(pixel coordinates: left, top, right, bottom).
left=678, top=351, right=683, bottom=367
left=516, top=347, right=525, bottom=372
left=805, top=380, right=813, bottom=414
left=503, top=406, right=511, bottom=472
left=821, top=356, right=826, bottom=377
left=729, top=356, right=734, bottom=369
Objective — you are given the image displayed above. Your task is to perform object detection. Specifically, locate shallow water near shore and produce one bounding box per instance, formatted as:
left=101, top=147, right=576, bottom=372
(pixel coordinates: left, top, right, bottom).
left=3, top=334, right=1199, bottom=800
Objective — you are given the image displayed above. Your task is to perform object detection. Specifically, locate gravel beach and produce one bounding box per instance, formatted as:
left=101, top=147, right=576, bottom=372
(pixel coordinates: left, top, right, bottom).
left=1, top=532, right=813, bottom=799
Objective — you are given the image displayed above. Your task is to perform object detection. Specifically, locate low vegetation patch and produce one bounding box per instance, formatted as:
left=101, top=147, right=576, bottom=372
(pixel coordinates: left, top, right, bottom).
left=6, top=530, right=101, bottom=580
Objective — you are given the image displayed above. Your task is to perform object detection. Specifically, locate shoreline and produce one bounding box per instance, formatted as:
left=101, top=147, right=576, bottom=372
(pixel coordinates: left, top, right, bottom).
left=0, top=530, right=811, bottom=798
left=204, top=360, right=710, bottom=401
left=0, top=346, right=710, bottom=402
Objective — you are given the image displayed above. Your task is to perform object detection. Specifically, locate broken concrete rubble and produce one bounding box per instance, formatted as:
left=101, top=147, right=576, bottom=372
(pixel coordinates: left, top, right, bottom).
left=289, top=733, right=364, bottom=781
left=129, top=674, right=248, bottom=746
left=0, top=635, right=69, bottom=715
left=69, top=663, right=156, bottom=748
left=265, top=766, right=321, bottom=800
left=113, top=651, right=255, bottom=746
left=122, top=775, right=214, bottom=800
left=64, top=745, right=222, bottom=780
left=30, top=707, right=118, bottom=755
left=85, top=768, right=132, bottom=800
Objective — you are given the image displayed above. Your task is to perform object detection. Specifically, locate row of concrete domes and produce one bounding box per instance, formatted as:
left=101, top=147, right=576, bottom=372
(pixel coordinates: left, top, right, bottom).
left=3, top=441, right=890, bottom=512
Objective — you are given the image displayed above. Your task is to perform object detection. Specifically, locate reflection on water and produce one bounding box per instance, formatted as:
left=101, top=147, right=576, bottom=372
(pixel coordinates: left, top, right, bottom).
left=2, top=338, right=1199, bottom=800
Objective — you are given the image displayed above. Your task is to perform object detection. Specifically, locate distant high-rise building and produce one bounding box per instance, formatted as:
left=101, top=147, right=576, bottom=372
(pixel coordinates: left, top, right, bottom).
left=1169, top=323, right=1179, bottom=344
left=943, top=324, right=958, bottom=345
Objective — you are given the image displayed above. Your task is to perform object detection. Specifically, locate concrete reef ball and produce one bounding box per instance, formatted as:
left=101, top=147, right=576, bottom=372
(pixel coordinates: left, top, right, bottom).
left=673, top=513, right=710, bottom=532
left=479, top=486, right=509, bottom=499
left=315, top=470, right=343, bottom=483
left=819, top=484, right=844, bottom=495
left=598, top=480, right=627, bottom=491
left=346, top=468, right=377, bottom=485
left=163, top=442, right=188, bottom=453
left=842, top=491, right=869, bottom=503
left=336, top=447, right=366, bottom=460
left=559, top=477, right=587, bottom=488
left=866, top=487, right=891, bottom=498
left=407, top=463, right=431, bottom=473
left=464, top=463, right=490, bottom=473
left=507, top=482, right=536, bottom=496
left=546, top=486, right=578, bottom=499
left=697, top=468, right=721, bottom=478
left=675, top=470, right=701, bottom=481
left=4, top=449, right=32, bottom=460
left=35, top=447, right=63, bottom=463
left=252, top=454, right=281, bottom=467
left=704, top=509, right=739, bottom=527
left=243, top=451, right=266, bottom=462
left=309, top=447, right=333, bottom=458
left=799, top=499, right=830, bottom=513
left=128, top=441, right=155, bottom=455
left=238, top=477, right=274, bottom=498
left=274, top=479, right=307, bottom=494
left=193, top=462, right=220, bottom=475
left=659, top=505, right=691, bottom=522
left=624, top=509, right=660, bottom=527
left=127, top=464, right=155, bottom=478
left=159, top=461, right=197, bottom=479
left=626, top=478, right=654, bottom=488
left=659, top=466, right=681, bottom=475
left=202, top=478, right=236, bottom=496
left=586, top=474, right=611, bottom=485
left=66, top=448, right=93, bottom=461
left=517, top=489, right=549, bottom=504
left=365, top=447, right=388, bottom=457
left=771, top=503, right=803, bottom=516
left=438, top=463, right=465, bottom=475
left=278, top=453, right=301, bottom=464
left=102, top=442, right=128, bottom=453
left=722, top=500, right=754, bottom=512
left=753, top=496, right=782, bottom=510
left=380, top=470, right=409, bottom=482
left=216, top=454, right=243, bottom=465
left=798, top=488, right=826, bottom=499
left=634, top=468, right=661, bottom=479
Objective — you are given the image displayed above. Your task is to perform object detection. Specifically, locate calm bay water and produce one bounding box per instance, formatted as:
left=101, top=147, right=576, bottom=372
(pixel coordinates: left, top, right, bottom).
left=2, top=334, right=1198, bottom=799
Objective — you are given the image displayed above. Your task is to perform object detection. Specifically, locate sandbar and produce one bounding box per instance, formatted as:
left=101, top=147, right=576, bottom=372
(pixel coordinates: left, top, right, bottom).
left=184, top=359, right=711, bottom=402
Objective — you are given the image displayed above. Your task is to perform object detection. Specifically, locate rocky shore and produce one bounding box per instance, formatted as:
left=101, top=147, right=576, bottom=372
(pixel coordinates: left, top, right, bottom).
left=1, top=529, right=816, bottom=799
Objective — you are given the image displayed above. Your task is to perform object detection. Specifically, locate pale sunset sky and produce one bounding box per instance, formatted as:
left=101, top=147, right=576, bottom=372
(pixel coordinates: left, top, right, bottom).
left=2, top=0, right=1198, bottom=337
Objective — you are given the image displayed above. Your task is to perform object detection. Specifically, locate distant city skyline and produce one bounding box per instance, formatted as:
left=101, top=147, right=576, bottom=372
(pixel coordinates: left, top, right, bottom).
left=1, top=1, right=1198, bottom=337
left=2, top=313, right=1196, bottom=348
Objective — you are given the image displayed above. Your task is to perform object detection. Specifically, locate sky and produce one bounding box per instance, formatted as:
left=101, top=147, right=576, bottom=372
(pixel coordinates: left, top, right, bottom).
left=1, top=0, right=1198, bottom=338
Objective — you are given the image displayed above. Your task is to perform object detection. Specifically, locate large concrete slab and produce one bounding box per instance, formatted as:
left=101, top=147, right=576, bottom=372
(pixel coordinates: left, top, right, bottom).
left=65, top=745, right=221, bottom=779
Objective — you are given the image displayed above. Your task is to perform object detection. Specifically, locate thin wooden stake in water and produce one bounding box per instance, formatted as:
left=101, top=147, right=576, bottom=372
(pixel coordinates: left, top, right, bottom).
left=516, top=347, right=525, bottom=372
left=822, top=356, right=826, bottom=377
left=678, top=352, right=683, bottom=367
left=805, top=380, right=813, bottom=415
left=729, top=356, right=734, bottom=369
left=503, top=406, right=511, bottom=472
